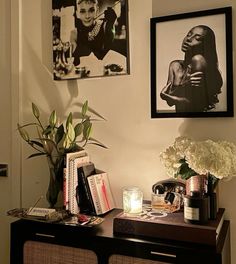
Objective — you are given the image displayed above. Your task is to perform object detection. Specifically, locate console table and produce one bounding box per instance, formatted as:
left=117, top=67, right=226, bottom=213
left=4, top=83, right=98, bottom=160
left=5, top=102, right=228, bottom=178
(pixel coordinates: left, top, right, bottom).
left=10, top=209, right=230, bottom=264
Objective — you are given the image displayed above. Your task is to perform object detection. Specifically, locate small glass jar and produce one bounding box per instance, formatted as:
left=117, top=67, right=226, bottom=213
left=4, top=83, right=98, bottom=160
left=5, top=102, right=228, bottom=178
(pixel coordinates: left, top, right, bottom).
left=123, top=187, right=143, bottom=215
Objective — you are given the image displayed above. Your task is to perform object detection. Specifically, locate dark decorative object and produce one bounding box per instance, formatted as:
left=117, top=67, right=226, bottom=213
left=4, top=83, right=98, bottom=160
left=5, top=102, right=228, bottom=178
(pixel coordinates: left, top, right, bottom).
left=150, top=7, right=233, bottom=118
left=184, top=194, right=209, bottom=224
left=207, top=174, right=218, bottom=220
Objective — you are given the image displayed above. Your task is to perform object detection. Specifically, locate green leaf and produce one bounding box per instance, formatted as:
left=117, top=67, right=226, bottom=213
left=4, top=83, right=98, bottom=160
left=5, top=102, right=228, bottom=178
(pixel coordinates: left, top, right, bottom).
left=83, top=123, right=92, bottom=140
left=32, top=103, right=40, bottom=119
left=82, top=119, right=92, bottom=142
left=66, top=112, right=73, bottom=129
left=88, top=142, right=108, bottom=149
left=83, top=119, right=91, bottom=131
left=44, top=125, right=52, bottom=136
left=178, top=162, right=196, bottom=180
left=74, top=123, right=83, bottom=137
left=49, top=110, right=57, bottom=127
left=67, top=123, right=75, bottom=142
left=30, top=140, right=44, bottom=148
left=55, top=124, right=64, bottom=144
left=82, top=100, right=88, bottom=117
left=27, top=152, right=47, bottom=159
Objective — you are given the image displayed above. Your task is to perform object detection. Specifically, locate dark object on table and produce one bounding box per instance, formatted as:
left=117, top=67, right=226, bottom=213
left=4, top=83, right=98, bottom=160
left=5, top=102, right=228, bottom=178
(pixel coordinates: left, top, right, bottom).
left=113, top=208, right=225, bottom=246
left=184, top=194, right=209, bottom=224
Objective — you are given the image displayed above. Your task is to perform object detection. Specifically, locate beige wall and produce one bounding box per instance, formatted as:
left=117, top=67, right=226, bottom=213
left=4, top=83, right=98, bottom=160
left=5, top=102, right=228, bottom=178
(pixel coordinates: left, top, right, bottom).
left=19, top=0, right=155, bottom=206
left=0, top=0, right=235, bottom=263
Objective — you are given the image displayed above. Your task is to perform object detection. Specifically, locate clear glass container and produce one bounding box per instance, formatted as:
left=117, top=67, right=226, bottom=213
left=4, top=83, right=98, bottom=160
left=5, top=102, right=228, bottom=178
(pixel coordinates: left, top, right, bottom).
left=123, top=187, right=143, bottom=215
left=151, top=192, right=181, bottom=213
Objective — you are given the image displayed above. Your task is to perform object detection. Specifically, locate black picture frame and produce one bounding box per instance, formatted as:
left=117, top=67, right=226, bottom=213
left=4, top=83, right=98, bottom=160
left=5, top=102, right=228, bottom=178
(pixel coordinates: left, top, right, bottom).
left=150, top=7, right=233, bottom=118
left=52, top=0, right=130, bottom=80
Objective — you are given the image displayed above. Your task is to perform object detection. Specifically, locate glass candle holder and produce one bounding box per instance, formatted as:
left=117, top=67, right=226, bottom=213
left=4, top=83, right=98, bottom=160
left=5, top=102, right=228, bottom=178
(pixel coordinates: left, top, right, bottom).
left=123, top=187, right=143, bottom=215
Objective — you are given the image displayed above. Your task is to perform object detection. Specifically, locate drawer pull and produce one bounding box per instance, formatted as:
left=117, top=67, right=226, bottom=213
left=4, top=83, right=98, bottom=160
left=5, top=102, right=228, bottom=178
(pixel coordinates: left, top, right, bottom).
left=35, top=233, right=55, bottom=238
left=150, top=251, right=176, bottom=258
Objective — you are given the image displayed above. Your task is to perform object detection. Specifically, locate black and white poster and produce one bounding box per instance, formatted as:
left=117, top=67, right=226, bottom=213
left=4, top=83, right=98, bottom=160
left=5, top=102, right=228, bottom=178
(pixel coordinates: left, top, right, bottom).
left=150, top=7, right=233, bottom=118
left=52, top=0, right=129, bottom=80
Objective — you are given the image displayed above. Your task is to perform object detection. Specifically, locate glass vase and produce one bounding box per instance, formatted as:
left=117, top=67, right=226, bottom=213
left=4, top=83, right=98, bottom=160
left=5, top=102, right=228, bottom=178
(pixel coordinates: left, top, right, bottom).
left=46, top=156, right=64, bottom=208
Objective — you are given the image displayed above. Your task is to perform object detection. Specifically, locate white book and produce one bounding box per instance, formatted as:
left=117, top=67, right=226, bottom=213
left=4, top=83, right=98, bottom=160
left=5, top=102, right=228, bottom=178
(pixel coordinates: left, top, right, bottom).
left=87, top=176, right=103, bottom=215
left=87, top=171, right=115, bottom=215
left=64, top=150, right=86, bottom=211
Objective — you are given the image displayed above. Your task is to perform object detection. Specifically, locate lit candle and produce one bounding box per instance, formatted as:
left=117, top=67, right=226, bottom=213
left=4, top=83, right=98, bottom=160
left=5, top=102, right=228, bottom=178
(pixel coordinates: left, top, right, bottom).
left=123, top=187, right=143, bottom=215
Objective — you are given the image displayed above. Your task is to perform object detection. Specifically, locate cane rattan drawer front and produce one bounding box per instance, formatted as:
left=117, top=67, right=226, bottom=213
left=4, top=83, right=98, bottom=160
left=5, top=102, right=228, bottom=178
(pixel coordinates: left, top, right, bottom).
left=23, top=241, right=97, bottom=264
left=109, top=254, right=169, bottom=264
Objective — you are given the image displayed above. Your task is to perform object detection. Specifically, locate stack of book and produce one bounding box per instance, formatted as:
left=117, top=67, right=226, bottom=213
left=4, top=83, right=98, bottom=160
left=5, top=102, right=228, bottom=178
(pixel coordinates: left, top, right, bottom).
left=63, top=150, right=115, bottom=215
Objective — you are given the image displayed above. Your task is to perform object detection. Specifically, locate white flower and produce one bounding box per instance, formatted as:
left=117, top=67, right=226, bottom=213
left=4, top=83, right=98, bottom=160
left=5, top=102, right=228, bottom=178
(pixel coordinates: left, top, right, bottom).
left=160, top=137, right=236, bottom=180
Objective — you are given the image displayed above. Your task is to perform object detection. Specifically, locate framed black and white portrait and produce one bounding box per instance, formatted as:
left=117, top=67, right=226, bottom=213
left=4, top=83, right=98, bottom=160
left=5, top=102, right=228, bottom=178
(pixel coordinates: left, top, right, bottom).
left=52, top=0, right=130, bottom=80
left=150, top=7, right=233, bottom=118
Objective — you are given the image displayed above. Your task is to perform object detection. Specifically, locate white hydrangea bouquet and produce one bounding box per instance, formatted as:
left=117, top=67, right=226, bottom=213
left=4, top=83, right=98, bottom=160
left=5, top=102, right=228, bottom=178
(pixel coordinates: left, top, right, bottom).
left=160, top=137, right=236, bottom=187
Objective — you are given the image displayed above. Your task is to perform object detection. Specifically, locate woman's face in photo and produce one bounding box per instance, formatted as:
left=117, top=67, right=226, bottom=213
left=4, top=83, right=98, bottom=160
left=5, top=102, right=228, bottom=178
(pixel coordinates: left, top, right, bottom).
left=76, top=1, right=98, bottom=27
left=181, top=26, right=206, bottom=53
